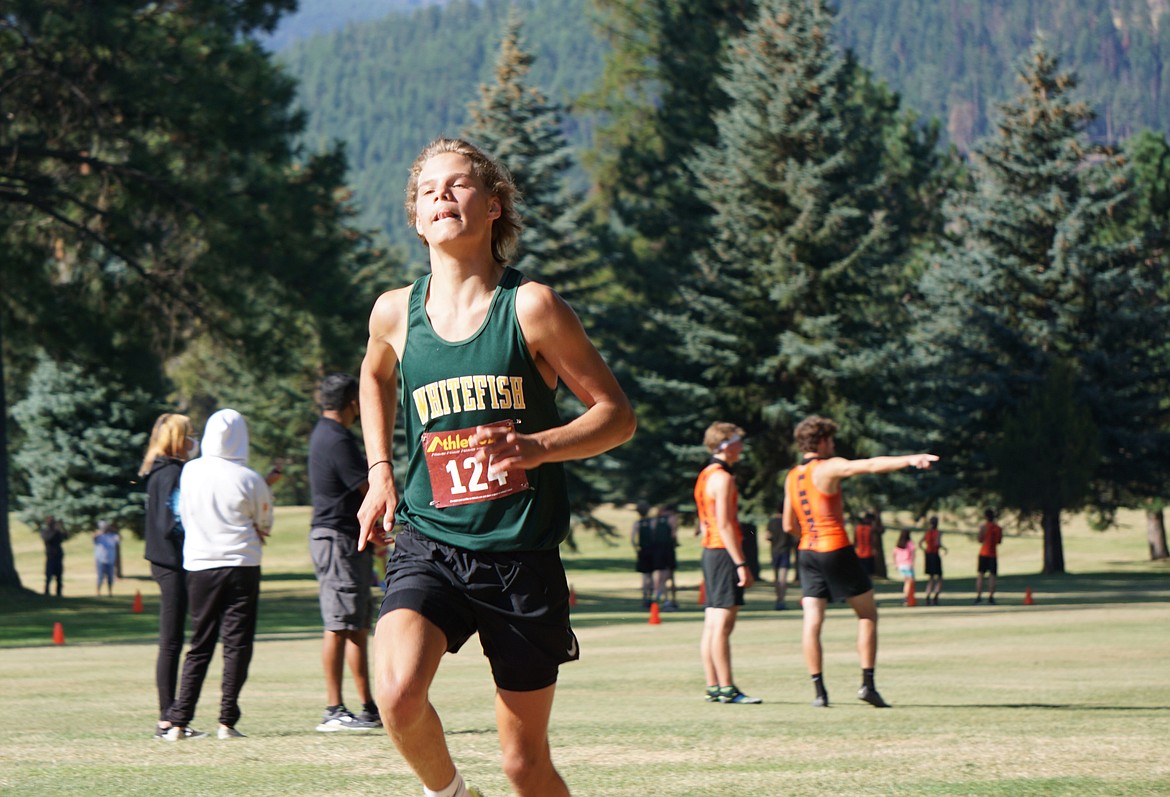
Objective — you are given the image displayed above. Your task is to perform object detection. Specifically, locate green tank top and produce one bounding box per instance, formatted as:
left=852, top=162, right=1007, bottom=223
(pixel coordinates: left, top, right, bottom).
left=395, top=267, right=569, bottom=551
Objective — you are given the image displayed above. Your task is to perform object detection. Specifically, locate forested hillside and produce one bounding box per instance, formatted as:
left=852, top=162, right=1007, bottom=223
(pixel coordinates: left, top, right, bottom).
left=278, top=0, right=1170, bottom=250
left=836, top=0, right=1170, bottom=149
left=278, top=0, right=605, bottom=252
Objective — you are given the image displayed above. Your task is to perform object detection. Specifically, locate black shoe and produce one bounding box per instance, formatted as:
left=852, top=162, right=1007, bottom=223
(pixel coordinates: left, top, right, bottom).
left=811, top=694, right=830, bottom=708
left=858, top=685, right=890, bottom=708
left=988, top=597, right=997, bottom=605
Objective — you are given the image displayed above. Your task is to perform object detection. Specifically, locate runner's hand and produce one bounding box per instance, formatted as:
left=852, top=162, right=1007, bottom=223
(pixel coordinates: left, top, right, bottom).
left=358, top=466, right=397, bottom=551
left=472, top=422, right=546, bottom=474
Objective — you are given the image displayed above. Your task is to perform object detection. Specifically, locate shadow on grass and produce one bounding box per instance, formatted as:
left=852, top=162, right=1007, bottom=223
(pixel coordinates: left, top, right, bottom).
left=4, top=569, right=1166, bottom=647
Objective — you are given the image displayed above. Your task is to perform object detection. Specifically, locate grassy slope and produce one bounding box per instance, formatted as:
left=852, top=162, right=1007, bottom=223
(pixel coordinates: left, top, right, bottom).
left=2, top=507, right=1168, bottom=796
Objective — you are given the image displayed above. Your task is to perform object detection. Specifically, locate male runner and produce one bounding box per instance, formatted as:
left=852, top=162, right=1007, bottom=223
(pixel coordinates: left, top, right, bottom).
left=782, top=415, right=937, bottom=709
left=357, top=138, right=635, bottom=797
left=975, top=508, right=1002, bottom=604
left=695, top=422, right=761, bottom=705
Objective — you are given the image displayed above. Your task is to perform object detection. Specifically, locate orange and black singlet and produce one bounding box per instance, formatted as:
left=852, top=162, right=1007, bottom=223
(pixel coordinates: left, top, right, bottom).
left=924, top=527, right=941, bottom=554
left=694, top=460, right=741, bottom=550
left=785, top=459, right=851, bottom=554
left=979, top=522, right=1002, bottom=557
left=853, top=522, right=874, bottom=558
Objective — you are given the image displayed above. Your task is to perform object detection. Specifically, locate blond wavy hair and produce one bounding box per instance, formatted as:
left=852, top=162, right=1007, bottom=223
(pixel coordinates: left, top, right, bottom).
left=138, top=413, right=193, bottom=476
left=404, top=137, right=523, bottom=265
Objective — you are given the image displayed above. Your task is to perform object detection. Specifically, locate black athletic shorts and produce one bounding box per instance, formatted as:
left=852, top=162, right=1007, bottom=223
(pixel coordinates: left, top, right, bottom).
left=379, top=526, right=579, bottom=692
left=701, top=547, right=744, bottom=609
left=799, top=547, right=873, bottom=602
left=857, top=555, right=875, bottom=576
left=924, top=552, right=943, bottom=576
left=977, top=555, right=998, bottom=576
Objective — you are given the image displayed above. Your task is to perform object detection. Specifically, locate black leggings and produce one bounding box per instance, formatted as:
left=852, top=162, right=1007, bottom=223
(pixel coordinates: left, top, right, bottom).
left=151, top=563, right=188, bottom=721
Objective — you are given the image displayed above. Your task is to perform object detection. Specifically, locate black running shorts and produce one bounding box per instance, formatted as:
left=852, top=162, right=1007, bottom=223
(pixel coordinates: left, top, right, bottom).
left=924, top=552, right=943, bottom=576
left=701, top=547, right=744, bottom=609
left=799, top=547, right=873, bottom=602
left=977, top=555, right=997, bottom=575
left=379, top=526, right=578, bottom=692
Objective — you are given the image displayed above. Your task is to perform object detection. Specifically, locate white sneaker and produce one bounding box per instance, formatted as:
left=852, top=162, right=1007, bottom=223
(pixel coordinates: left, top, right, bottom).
left=162, top=725, right=208, bottom=741
left=218, top=724, right=246, bottom=739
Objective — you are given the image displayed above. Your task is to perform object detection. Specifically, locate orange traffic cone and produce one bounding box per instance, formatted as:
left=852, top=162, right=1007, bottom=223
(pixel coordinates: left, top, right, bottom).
left=132, top=590, right=144, bottom=614
left=569, top=584, right=577, bottom=608
left=697, top=580, right=706, bottom=605
left=52, top=622, right=65, bottom=645
left=1024, top=586, right=1034, bottom=605
left=648, top=601, right=661, bottom=625
left=906, top=580, right=918, bottom=607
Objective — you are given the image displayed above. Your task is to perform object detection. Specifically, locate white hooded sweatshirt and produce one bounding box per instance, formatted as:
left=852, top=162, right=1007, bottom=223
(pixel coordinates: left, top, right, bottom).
left=179, top=409, right=273, bottom=571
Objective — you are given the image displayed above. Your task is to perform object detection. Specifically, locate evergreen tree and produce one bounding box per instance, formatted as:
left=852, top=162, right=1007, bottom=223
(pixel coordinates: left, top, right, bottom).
left=12, top=355, right=156, bottom=536
left=908, top=42, right=1170, bottom=573
left=584, top=0, right=756, bottom=508
left=673, top=0, right=942, bottom=515
left=464, top=9, right=592, bottom=298
left=0, top=0, right=394, bottom=587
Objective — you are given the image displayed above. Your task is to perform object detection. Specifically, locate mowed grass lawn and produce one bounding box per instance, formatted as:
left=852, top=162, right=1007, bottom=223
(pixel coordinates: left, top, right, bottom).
left=2, top=505, right=1169, bottom=796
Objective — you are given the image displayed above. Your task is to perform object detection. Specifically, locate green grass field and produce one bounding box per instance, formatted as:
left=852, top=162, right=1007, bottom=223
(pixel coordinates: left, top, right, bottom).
left=3, top=507, right=1169, bottom=796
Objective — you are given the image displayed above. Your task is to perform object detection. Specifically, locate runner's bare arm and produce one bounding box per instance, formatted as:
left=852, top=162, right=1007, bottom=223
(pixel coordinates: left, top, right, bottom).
left=473, top=280, right=635, bottom=471
left=356, top=288, right=409, bottom=551
left=711, top=470, right=752, bottom=588
left=813, top=454, right=939, bottom=494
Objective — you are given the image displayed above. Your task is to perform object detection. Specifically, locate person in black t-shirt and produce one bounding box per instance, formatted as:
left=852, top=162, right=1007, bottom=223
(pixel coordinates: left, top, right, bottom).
left=308, top=373, right=382, bottom=732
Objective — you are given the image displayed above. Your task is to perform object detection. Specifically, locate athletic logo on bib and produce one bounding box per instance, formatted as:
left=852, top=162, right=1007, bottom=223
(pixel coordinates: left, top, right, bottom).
left=421, top=421, right=529, bottom=508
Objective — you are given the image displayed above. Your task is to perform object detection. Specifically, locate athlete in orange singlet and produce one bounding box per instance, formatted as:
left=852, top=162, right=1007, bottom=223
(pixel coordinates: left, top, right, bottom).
left=922, top=515, right=947, bottom=605
left=782, top=416, right=938, bottom=709
left=975, top=508, right=1003, bottom=604
left=694, top=422, right=761, bottom=705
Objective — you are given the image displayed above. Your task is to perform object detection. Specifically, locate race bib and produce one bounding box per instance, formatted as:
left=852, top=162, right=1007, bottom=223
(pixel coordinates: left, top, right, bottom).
left=421, top=421, right=529, bottom=508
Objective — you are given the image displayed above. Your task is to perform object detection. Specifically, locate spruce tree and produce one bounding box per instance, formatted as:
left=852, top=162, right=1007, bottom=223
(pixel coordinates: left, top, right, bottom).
left=464, top=10, right=591, bottom=298
left=585, top=0, right=756, bottom=508
left=675, top=0, right=940, bottom=514
left=12, top=355, right=156, bottom=536
left=908, top=42, right=1170, bottom=573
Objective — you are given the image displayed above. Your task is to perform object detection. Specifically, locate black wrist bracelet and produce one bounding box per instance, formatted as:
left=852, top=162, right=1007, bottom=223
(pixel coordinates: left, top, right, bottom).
left=368, top=460, right=391, bottom=472
left=734, top=562, right=746, bottom=568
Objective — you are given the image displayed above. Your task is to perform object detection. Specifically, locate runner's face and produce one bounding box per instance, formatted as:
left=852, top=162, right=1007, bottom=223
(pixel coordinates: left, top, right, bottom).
left=413, top=152, right=500, bottom=247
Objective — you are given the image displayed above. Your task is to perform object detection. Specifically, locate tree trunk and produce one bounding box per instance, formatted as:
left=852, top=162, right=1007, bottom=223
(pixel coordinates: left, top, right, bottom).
left=1147, top=508, right=1169, bottom=560
left=1041, top=503, right=1065, bottom=574
left=0, top=319, right=24, bottom=589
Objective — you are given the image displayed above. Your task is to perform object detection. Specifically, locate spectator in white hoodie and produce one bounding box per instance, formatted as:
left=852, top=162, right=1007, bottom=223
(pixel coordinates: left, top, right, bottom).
left=164, top=409, right=275, bottom=742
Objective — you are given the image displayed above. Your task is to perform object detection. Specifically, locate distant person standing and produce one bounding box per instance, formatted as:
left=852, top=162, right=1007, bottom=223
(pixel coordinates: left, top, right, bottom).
left=165, top=409, right=276, bottom=742
left=140, top=412, right=197, bottom=739
left=767, top=507, right=796, bottom=610
left=975, top=508, right=1003, bottom=605
left=782, top=415, right=938, bottom=709
left=93, top=521, right=121, bottom=596
left=632, top=501, right=655, bottom=607
left=40, top=515, right=65, bottom=597
left=654, top=505, right=680, bottom=609
left=307, top=373, right=381, bottom=732
left=922, top=515, right=946, bottom=605
left=695, top=422, right=761, bottom=705
left=853, top=513, right=875, bottom=576
left=892, top=529, right=915, bottom=606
